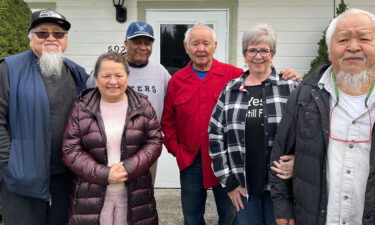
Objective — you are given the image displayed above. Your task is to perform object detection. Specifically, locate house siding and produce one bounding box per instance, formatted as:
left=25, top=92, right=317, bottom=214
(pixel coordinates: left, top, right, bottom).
left=237, top=0, right=375, bottom=74
left=27, top=0, right=138, bottom=71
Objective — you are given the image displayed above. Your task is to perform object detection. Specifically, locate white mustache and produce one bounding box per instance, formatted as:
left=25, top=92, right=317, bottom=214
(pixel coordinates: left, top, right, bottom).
left=340, top=55, right=366, bottom=62
left=42, top=42, right=62, bottom=51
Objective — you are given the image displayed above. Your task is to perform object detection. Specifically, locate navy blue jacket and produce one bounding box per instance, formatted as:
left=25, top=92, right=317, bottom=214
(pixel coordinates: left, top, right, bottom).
left=1, top=50, right=86, bottom=201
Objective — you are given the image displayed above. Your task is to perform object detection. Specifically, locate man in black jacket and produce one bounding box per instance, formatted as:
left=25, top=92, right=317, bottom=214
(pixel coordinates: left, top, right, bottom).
left=270, top=8, right=375, bottom=225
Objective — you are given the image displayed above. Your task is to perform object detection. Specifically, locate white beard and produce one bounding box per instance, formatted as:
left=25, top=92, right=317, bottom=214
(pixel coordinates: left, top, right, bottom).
left=335, top=69, right=374, bottom=92
left=39, top=48, right=63, bottom=78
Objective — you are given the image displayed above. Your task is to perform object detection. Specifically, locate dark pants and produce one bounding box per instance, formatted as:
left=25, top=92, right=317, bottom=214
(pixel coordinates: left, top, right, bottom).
left=236, top=191, right=276, bottom=225
left=1, top=172, right=72, bottom=225
left=180, top=154, right=236, bottom=225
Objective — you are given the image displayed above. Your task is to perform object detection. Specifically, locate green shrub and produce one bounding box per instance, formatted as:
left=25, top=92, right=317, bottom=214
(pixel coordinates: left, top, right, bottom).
left=0, top=0, right=31, bottom=58
left=305, top=0, right=348, bottom=76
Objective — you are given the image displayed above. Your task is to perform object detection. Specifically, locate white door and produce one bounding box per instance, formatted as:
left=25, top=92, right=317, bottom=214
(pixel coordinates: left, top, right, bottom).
left=146, top=9, right=229, bottom=188
left=147, top=9, right=229, bottom=65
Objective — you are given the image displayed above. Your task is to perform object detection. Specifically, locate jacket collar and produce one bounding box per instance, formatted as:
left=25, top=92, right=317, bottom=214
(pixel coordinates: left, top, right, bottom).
left=79, top=86, right=145, bottom=115
left=302, top=63, right=332, bottom=87
left=179, top=58, right=223, bottom=80
left=228, top=66, right=279, bottom=91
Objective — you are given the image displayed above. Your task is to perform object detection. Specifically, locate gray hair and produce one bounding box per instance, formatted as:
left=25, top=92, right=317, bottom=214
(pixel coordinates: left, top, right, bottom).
left=183, top=22, right=217, bottom=44
left=326, top=8, right=375, bottom=55
left=28, top=30, right=33, bottom=39
left=242, top=23, right=277, bottom=56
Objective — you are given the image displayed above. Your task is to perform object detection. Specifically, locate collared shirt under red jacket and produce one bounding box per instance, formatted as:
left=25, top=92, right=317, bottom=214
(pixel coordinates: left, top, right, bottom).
left=161, top=59, right=243, bottom=188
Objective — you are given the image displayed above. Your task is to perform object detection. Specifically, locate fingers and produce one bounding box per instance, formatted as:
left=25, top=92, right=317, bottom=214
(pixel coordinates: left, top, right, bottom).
left=270, top=165, right=284, bottom=174
left=273, top=160, right=291, bottom=173
left=109, top=171, right=127, bottom=184
left=228, top=187, right=246, bottom=212
left=272, top=159, right=293, bottom=179
left=108, top=163, right=128, bottom=184
left=276, top=172, right=292, bottom=179
left=234, top=195, right=244, bottom=211
left=276, top=219, right=290, bottom=225
left=279, top=155, right=294, bottom=161
left=280, top=69, right=302, bottom=81
left=239, top=187, right=248, bottom=198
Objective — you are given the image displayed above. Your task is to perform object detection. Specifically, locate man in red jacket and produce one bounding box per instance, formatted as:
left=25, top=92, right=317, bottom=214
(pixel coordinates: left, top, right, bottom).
left=161, top=22, right=298, bottom=225
left=161, top=22, right=241, bottom=225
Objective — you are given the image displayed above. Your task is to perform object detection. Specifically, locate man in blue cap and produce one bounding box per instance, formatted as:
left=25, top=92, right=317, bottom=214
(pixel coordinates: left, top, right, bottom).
left=124, top=22, right=171, bottom=123
left=0, top=9, right=86, bottom=225
left=124, top=22, right=171, bottom=182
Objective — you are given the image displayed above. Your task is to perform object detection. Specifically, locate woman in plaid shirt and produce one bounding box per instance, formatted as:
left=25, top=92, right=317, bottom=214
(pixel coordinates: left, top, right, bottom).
left=208, top=23, right=299, bottom=225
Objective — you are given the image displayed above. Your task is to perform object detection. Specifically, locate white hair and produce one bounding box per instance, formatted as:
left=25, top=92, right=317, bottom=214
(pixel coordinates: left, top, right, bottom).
left=326, top=8, right=375, bottom=56
left=183, top=21, right=217, bottom=44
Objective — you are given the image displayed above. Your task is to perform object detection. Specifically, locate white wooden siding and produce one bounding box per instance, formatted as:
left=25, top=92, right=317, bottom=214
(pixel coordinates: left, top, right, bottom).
left=237, top=0, right=375, bottom=75
left=26, top=0, right=138, bottom=71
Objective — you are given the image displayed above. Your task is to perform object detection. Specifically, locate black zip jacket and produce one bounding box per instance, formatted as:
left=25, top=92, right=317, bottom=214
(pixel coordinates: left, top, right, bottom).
left=269, top=63, right=375, bottom=225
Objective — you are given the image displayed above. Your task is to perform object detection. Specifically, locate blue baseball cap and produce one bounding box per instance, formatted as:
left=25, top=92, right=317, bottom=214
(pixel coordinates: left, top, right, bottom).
left=125, top=22, right=154, bottom=40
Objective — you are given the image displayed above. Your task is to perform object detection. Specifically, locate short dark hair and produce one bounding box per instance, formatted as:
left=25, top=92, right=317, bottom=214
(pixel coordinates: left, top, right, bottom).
left=93, top=52, right=130, bottom=78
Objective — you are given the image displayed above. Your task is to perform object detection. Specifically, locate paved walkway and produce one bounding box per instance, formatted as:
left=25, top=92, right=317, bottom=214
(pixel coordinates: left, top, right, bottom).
left=155, top=188, right=218, bottom=225
left=0, top=189, right=218, bottom=225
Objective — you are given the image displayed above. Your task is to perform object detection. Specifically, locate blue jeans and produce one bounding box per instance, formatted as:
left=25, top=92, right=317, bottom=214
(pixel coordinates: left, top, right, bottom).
left=236, top=191, right=276, bottom=225
left=180, top=154, right=236, bottom=225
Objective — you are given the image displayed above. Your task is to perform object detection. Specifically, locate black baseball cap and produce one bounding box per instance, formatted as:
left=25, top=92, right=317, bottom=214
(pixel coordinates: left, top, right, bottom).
left=29, top=9, right=71, bottom=31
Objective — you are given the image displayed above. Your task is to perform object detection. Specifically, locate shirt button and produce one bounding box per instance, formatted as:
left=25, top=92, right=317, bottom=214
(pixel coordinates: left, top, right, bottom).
left=343, top=195, right=349, bottom=200
left=342, top=220, right=346, bottom=225
left=348, top=143, right=354, bottom=148
left=352, top=120, right=357, bottom=125
left=346, top=170, right=351, bottom=174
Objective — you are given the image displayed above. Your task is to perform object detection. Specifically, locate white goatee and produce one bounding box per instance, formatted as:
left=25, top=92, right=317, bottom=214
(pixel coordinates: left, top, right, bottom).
left=336, top=69, right=374, bottom=92
left=39, top=49, right=64, bottom=78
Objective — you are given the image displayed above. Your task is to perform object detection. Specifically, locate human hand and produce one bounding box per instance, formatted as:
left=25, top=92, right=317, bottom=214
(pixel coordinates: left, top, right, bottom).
left=108, top=163, right=128, bottom=184
left=276, top=218, right=295, bottom=225
left=280, top=69, right=302, bottom=81
left=271, top=155, right=295, bottom=179
left=227, top=186, right=248, bottom=212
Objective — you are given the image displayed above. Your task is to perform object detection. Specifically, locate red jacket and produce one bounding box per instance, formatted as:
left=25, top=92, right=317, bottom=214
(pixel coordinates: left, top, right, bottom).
left=161, top=59, right=243, bottom=188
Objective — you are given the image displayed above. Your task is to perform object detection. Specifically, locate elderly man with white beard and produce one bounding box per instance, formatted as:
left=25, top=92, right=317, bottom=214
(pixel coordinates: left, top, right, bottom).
left=269, top=8, right=375, bottom=225
left=0, top=9, right=86, bottom=225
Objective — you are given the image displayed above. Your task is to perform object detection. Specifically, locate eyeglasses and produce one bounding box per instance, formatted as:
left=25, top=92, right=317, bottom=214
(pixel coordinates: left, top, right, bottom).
left=246, top=48, right=273, bottom=57
left=329, top=104, right=372, bottom=143
left=32, top=31, right=67, bottom=39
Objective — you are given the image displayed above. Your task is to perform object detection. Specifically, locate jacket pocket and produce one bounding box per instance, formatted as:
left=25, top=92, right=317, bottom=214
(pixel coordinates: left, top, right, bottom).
left=174, top=95, right=194, bottom=120
left=297, top=101, right=320, bottom=139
